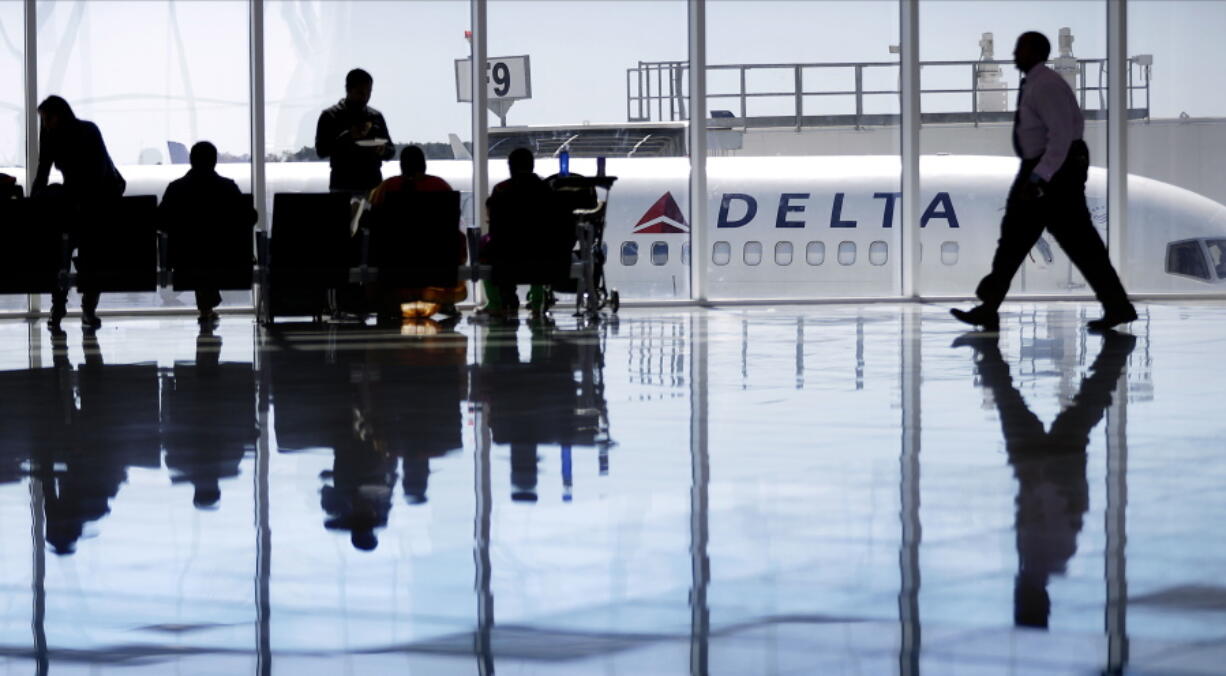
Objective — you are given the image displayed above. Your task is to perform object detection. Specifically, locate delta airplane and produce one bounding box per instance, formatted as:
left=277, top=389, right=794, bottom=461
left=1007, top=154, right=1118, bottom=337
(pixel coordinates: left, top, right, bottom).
left=8, top=153, right=1226, bottom=301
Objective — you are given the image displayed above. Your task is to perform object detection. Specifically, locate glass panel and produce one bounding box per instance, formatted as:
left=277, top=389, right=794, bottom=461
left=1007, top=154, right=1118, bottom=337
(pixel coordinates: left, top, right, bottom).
left=620, top=241, right=639, bottom=266
left=713, top=241, right=731, bottom=266
left=1127, top=1, right=1226, bottom=294
left=743, top=241, right=762, bottom=266
left=837, top=241, right=856, bottom=265
left=489, top=0, right=689, bottom=301
left=0, top=0, right=25, bottom=312
left=706, top=1, right=900, bottom=299
left=919, top=2, right=1107, bottom=297
left=774, top=240, right=793, bottom=266
left=36, top=0, right=251, bottom=312
left=264, top=1, right=476, bottom=310
left=806, top=240, right=825, bottom=266
left=651, top=241, right=669, bottom=266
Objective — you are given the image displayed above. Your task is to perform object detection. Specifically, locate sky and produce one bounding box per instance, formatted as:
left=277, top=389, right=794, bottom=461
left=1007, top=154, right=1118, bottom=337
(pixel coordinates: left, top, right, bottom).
left=0, top=0, right=1221, bottom=166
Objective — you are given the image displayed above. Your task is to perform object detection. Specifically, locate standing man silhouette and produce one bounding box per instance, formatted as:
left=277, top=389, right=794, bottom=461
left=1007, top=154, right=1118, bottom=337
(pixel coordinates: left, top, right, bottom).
left=951, top=32, right=1136, bottom=333
left=315, top=68, right=394, bottom=194
left=32, top=96, right=126, bottom=330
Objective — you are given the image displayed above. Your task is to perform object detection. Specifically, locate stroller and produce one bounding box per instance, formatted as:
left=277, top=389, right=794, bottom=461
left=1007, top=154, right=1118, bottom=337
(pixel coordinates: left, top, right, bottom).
left=545, top=174, right=619, bottom=318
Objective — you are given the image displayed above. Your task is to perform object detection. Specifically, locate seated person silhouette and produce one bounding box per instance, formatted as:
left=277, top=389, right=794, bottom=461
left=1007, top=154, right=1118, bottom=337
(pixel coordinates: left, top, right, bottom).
left=366, top=145, right=466, bottom=321
left=955, top=330, right=1136, bottom=629
left=159, top=141, right=257, bottom=324
left=483, top=148, right=571, bottom=317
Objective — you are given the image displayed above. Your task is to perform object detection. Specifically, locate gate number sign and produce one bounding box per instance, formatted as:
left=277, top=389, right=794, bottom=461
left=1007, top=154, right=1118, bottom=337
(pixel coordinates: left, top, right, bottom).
left=455, top=55, right=532, bottom=102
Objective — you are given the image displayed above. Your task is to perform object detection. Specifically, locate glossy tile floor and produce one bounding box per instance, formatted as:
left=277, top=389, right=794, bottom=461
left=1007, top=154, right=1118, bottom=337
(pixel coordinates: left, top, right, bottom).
left=0, top=301, right=1223, bottom=675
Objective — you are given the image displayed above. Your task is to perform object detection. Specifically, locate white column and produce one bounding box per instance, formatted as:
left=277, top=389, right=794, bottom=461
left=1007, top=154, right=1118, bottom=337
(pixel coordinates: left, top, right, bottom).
left=471, top=0, right=489, bottom=235
left=687, top=0, right=708, bottom=303
left=899, top=0, right=921, bottom=298
left=24, top=0, right=39, bottom=314
left=250, top=0, right=267, bottom=233
left=1107, top=0, right=1128, bottom=276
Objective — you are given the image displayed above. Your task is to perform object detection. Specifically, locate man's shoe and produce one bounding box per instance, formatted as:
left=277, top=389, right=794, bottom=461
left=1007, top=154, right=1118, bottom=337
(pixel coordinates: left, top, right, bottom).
left=81, top=312, right=102, bottom=329
left=1087, top=306, right=1138, bottom=333
left=47, top=307, right=66, bottom=330
left=950, top=332, right=1000, bottom=352
left=950, top=305, right=1000, bottom=331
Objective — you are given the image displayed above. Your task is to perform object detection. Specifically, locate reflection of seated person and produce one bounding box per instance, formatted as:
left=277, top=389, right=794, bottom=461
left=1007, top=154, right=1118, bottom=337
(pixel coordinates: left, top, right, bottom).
left=366, top=146, right=466, bottom=320
left=957, top=331, right=1135, bottom=629
left=159, top=141, right=257, bottom=324
left=163, top=327, right=257, bottom=509
left=483, top=148, right=569, bottom=316
left=475, top=319, right=605, bottom=502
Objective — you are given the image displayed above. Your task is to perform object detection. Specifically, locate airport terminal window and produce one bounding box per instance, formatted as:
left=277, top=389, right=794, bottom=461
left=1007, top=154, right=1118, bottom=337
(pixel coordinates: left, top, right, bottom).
left=1166, top=241, right=1211, bottom=281
left=837, top=242, right=857, bottom=266
left=775, top=241, right=794, bottom=266
left=713, top=241, right=732, bottom=266
left=744, top=241, right=763, bottom=266
left=869, top=241, right=888, bottom=266
left=620, top=242, right=639, bottom=266
left=806, top=241, right=826, bottom=266
left=651, top=242, right=669, bottom=266
left=941, top=241, right=959, bottom=266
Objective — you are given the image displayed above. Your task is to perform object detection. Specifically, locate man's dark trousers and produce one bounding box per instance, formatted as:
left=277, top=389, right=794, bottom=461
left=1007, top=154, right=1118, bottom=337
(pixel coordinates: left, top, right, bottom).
left=975, top=140, right=1131, bottom=313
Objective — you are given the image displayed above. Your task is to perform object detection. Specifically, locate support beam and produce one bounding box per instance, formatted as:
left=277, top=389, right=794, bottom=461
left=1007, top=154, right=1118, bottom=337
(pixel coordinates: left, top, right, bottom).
left=687, top=0, right=708, bottom=303
left=471, top=0, right=489, bottom=236
left=24, top=0, right=39, bottom=314
left=1107, top=0, right=1128, bottom=277
left=250, top=0, right=267, bottom=237
left=899, top=0, right=921, bottom=298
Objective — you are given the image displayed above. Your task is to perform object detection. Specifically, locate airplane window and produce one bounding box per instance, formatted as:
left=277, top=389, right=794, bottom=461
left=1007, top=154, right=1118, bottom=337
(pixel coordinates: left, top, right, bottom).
left=1166, top=240, right=1210, bottom=280
left=1207, top=239, right=1226, bottom=278
left=775, top=241, right=793, bottom=266
left=620, top=241, right=638, bottom=266
left=869, top=241, right=888, bottom=266
left=837, top=241, right=856, bottom=266
left=744, top=241, right=763, bottom=266
left=651, top=242, right=669, bottom=266
left=940, top=241, right=959, bottom=266
left=681, top=242, right=691, bottom=265
left=713, top=241, right=731, bottom=266
left=806, top=241, right=825, bottom=266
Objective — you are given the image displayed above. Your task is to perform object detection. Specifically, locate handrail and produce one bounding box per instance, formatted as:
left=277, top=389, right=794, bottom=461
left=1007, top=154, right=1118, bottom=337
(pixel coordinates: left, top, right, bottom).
left=626, top=57, right=1152, bottom=128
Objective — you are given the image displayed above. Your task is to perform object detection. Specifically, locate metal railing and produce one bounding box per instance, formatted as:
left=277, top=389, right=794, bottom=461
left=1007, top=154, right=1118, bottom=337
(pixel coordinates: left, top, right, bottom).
left=627, top=57, right=1153, bottom=128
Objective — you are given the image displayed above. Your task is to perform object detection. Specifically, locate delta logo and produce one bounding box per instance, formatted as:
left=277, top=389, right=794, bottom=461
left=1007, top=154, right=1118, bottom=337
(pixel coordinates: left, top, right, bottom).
left=632, top=192, right=688, bottom=234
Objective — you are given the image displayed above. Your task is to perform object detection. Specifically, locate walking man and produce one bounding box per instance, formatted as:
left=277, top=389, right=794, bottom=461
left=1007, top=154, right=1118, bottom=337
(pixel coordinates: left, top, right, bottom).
left=951, top=32, right=1136, bottom=332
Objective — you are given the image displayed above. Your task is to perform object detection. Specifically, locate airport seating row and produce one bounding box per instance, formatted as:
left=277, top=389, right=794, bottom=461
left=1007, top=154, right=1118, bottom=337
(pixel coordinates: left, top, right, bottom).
left=0, top=181, right=613, bottom=322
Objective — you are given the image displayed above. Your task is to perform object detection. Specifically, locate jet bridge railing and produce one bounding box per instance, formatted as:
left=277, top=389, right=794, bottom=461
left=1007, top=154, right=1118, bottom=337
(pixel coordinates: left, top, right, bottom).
left=626, top=57, right=1152, bottom=129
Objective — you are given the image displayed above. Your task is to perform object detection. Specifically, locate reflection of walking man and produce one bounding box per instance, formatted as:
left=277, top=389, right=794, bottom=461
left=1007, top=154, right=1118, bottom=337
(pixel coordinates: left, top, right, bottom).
left=952, top=32, right=1136, bottom=333
left=955, top=330, right=1135, bottom=628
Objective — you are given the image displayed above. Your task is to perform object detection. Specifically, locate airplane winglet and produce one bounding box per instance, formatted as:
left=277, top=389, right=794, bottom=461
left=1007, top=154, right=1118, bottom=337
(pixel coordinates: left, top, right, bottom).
left=449, top=134, right=473, bottom=160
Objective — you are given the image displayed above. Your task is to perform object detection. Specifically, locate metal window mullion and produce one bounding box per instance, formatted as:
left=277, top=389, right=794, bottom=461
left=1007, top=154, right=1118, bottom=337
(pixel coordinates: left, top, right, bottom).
left=250, top=0, right=267, bottom=317
left=24, top=0, right=38, bottom=314
left=688, top=0, right=707, bottom=303
left=900, top=0, right=920, bottom=298
left=1107, top=0, right=1127, bottom=275
left=471, top=0, right=488, bottom=236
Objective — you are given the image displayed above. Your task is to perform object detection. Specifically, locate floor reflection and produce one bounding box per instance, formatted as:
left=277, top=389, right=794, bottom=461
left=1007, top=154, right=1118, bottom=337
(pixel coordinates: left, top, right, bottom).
left=0, top=303, right=1221, bottom=674
left=955, top=330, right=1135, bottom=629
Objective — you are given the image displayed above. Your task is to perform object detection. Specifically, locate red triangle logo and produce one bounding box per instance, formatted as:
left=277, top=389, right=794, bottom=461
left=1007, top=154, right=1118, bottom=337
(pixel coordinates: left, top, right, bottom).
left=633, top=192, right=688, bottom=234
